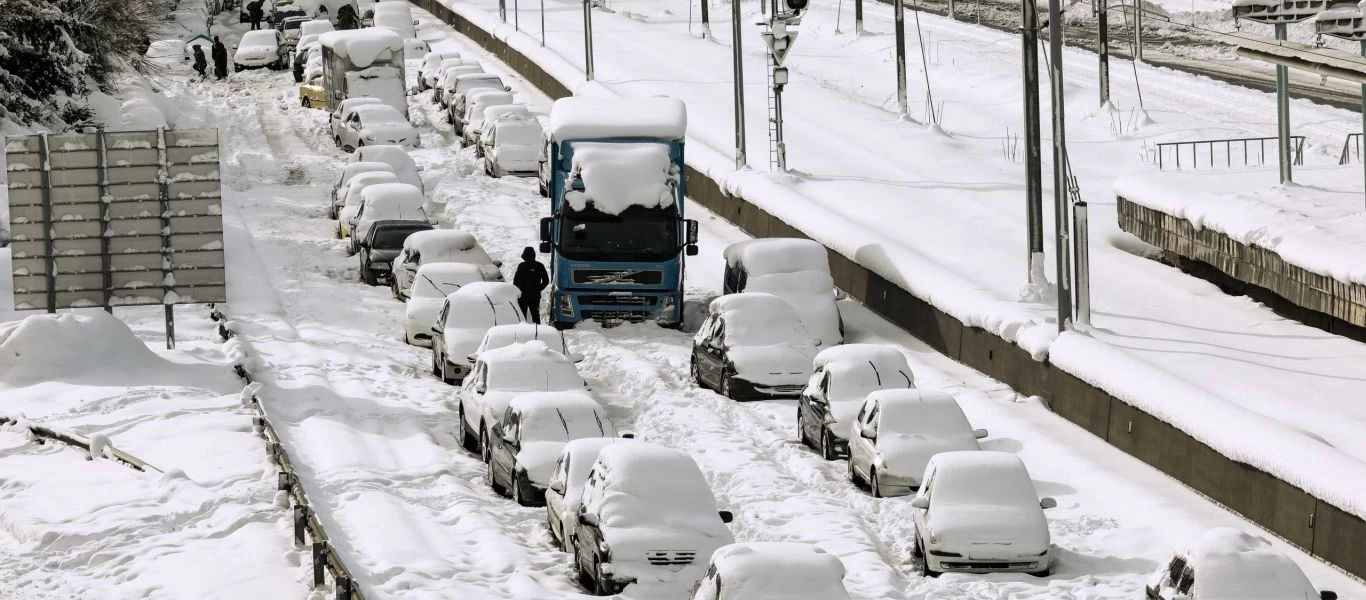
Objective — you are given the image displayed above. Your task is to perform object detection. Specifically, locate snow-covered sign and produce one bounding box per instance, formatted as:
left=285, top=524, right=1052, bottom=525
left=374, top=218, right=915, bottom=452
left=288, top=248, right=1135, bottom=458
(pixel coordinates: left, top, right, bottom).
left=3, top=129, right=227, bottom=312
left=548, top=97, right=687, bottom=142
left=1231, top=0, right=1329, bottom=23
left=565, top=143, right=677, bottom=215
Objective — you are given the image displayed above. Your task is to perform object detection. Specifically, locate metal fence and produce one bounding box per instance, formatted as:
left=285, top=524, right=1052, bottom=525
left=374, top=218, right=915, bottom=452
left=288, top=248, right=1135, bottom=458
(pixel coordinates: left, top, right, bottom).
left=1156, top=135, right=1305, bottom=170
left=1339, top=132, right=1361, bottom=165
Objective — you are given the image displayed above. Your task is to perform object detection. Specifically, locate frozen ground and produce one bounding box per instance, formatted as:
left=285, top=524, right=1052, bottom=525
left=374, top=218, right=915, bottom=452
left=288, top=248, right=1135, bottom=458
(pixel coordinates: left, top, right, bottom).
left=436, top=0, right=1366, bottom=518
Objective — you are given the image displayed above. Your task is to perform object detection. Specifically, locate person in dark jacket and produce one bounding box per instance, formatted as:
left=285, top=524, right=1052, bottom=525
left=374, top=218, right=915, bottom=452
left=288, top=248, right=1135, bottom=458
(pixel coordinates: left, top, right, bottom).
left=192, top=45, right=208, bottom=79
left=211, top=37, right=229, bottom=79
left=512, top=247, right=549, bottom=323
left=248, top=0, right=264, bottom=30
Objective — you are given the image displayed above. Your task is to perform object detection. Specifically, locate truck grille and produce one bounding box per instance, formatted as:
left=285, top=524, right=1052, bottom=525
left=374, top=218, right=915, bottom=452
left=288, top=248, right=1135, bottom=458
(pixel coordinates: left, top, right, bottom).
left=581, top=310, right=652, bottom=321
left=580, top=295, right=657, bottom=306
left=572, top=269, right=664, bottom=286
left=645, top=550, right=697, bottom=566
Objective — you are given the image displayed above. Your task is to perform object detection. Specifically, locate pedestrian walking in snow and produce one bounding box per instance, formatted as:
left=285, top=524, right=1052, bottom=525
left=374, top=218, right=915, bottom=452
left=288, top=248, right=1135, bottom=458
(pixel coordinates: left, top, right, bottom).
left=248, top=0, right=264, bottom=30
left=211, top=37, right=228, bottom=79
left=192, top=46, right=208, bottom=80
left=513, top=247, right=549, bottom=323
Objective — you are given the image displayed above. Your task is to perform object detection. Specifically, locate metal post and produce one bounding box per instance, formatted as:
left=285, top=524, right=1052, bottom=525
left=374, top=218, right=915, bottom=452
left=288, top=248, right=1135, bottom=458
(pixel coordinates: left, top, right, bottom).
left=1275, top=23, right=1292, bottom=184
left=948, top=0, right=956, bottom=19
left=774, top=80, right=787, bottom=170
left=95, top=130, right=113, bottom=314
left=514, top=0, right=520, bottom=30
left=294, top=504, right=308, bottom=547
left=540, top=0, right=546, bottom=45
left=500, top=0, right=506, bottom=22
left=583, top=0, right=595, bottom=80
left=1133, top=1, right=1143, bottom=62
left=1021, top=0, right=1044, bottom=283
left=732, top=0, right=747, bottom=168
left=38, top=133, right=56, bottom=314
left=894, top=0, right=908, bottom=117
left=855, top=0, right=864, bottom=34
left=312, top=542, right=326, bottom=587
left=1098, top=0, right=1109, bottom=106
left=1048, top=0, right=1073, bottom=330
left=1361, top=41, right=1365, bottom=207
left=1073, top=201, right=1090, bottom=326
left=700, top=0, right=710, bottom=37
left=165, top=305, right=176, bottom=349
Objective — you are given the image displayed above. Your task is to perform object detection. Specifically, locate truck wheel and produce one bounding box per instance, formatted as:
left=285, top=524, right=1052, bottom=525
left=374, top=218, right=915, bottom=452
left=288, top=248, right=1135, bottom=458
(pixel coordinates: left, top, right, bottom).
left=551, top=319, right=574, bottom=331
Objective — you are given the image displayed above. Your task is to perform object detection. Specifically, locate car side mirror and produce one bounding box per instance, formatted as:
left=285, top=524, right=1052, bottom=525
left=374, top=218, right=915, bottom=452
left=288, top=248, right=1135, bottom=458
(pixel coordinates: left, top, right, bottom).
left=859, top=423, right=875, bottom=439
left=475, top=382, right=486, bottom=394
left=1321, top=592, right=1338, bottom=600
left=620, top=432, right=635, bottom=439
left=431, top=325, right=441, bottom=333
left=910, top=496, right=930, bottom=509
left=571, top=352, right=585, bottom=363
left=467, top=353, right=478, bottom=364
left=1040, top=497, right=1057, bottom=510
left=579, top=511, right=599, bottom=526
left=413, top=18, right=420, bottom=25
left=974, top=428, right=989, bottom=439
left=504, top=85, right=512, bottom=92
left=718, top=510, right=733, bottom=524
left=549, top=479, right=566, bottom=494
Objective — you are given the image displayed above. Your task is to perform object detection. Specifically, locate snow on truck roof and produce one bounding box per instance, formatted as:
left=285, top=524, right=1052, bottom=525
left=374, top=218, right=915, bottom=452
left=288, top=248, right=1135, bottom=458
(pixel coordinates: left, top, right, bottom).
left=548, top=97, right=686, bottom=142
left=724, top=238, right=830, bottom=274
left=709, top=543, right=851, bottom=600
left=566, top=143, right=676, bottom=216
left=318, top=29, right=403, bottom=68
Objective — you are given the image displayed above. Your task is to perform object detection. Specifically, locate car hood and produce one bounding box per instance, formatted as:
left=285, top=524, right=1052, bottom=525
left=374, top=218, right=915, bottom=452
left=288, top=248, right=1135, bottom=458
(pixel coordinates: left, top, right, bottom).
left=728, top=345, right=813, bottom=386
left=236, top=46, right=275, bottom=57
left=876, top=434, right=979, bottom=479
left=516, top=440, right=567, bottom=486
left=602, top=519, right=734, bottom=585
left=927, top=504, right=1050, bottom=551
left=361, top=122, right=417, bottom=141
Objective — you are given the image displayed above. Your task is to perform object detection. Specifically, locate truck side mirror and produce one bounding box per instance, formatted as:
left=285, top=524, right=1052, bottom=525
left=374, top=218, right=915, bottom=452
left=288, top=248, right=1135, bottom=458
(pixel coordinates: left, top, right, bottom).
left=686, top=245, right=699, bottom=256
left=539, top=217, right=553, bottom=242
left=686, top=219, right=699, bottom=244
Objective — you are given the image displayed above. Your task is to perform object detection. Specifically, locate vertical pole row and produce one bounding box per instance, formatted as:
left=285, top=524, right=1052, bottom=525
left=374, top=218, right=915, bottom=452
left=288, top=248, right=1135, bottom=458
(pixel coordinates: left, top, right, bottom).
left=1274, top=23, right=1292, bottom=185
left=1021, top=0, right=1045, bottom=284
left=1360, top=41, right=1365, bottom=208
left=583, top=0, right=595, bottom=81
left=1133, top=0, right=1143, bottom=62
left=96, top=130, right=113, bottom=314
left=1048, top=0, right=1073, bottom=330
left=855, top=0, right=864, bottom=34
left=1073, top=201, right=1090, bottom=326
left=1098, top=0, right=1109, bottom=106
left=157, top=128, right=176, bottom=349
left=732, top=0, right=747, bottom=169
left=540, top=0, right=546, bottom=46
left=700, top=0, right=710, bottom=37
left=38, top=133, right=56, bottom=314
left=894, top=0, right=908, bottom=118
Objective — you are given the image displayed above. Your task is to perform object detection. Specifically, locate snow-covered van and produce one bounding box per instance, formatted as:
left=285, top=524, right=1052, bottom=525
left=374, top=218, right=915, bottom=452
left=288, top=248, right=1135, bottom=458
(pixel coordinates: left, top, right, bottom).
left=318, top=28, right=407, bottom=120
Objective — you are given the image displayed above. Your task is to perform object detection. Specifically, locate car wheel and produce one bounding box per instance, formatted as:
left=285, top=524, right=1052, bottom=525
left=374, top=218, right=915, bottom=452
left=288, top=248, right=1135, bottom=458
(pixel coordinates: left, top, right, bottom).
left=1031, top=566, right=1051, bottom=577
left=511, top=473, right=527, bottom=506
left=343, top=144, right=355, bottom=153
left=593, top=560, right=612, bottom=596
left=480, top=427, right=491, bottom=463
left=919, top=545, right=940, bottom=578
left=870, top=468, right=884, bottom=498
left=301, top=97, right=308, bottom=107
left=821, top=430, right=838, bottom=461
left=487, top=456, right=507, bottom=496
left=442, top=358, right=456, bottom=385
left=720, top=371, right=735, bottom=399
left=848, top=456, right=862, bottom=487
left=690, top=359, right=705, bottom=390
left=431, top=351, right=441, bottom=377
left=912, top=533, right=923, bottom=558
left=575, top=547, right=596, bottom=591
left=458, top=404, right=478, bottom=452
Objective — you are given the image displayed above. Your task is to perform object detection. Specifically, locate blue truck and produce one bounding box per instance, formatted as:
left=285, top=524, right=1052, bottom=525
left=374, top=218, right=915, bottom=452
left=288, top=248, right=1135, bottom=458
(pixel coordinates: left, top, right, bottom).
left=538, top=97, right=698, bottom=328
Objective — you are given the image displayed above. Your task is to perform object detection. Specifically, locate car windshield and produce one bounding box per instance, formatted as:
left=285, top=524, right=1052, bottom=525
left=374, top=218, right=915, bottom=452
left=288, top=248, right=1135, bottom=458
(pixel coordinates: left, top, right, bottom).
left=372, top=225, right=430, bottom=249
left=497, top=123, right=541, bottom=146
left=558, top=205, right=678, bottom=263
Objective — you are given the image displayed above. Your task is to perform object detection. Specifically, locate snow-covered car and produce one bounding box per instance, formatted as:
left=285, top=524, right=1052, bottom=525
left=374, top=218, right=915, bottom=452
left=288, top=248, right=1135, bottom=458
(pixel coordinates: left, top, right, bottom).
left=471, top=323, right=574, bottom=363
left=335, top=104, right=418, bottom=152
left=357, top=220, right=431, bottom=286
left=487, top=391, right=617, bottom=506
left=848, top=389, right=987, bottom=497
left=391, top=229, right=501, bottom=300
left=545, top=437, right=633, bottom=551
left=292, top=21, right=333, bottom=80
left=1146, top=528, right=1338, bottom=600
left=434, top=62, right=484, bottom=106
left=457, top=340, right=586, bottom=457
left=473, top=104, right=530, bottom=158
left=372, top=1, right=416, bottom=38
left=722, top=238, right=844, bottom=346
left=350, top=144, right=424, bottom=192
left=431, top=282, right=523, bottom=384
left=689, top=542, right=851, bottom=600
left=571, top=442, right=735, bottom=595
left=455, top=91, right=514, bottom=147
left=299, top=73, right=326, bottom=109
left=279, top=15, right=310, bottom=47
left=403, top=263, right=487, bottom=345
left=447, top=73, right=506, bottom=132
left=691, top=293, right=819, bottom=400
left=336, top=170, right=398, bottom=231
left=233, top=30, right=290, bottom=71
left=417, top=50, right=461, bottom=92
left=330, top=96, right=384, bottom=140
left=348, top=182, right=429, bottom=255
left=798, top=344, right=915, bottom=460
left=910, top=451, right=1056, bottom=576
left=481, top=113, right=541, bottom=177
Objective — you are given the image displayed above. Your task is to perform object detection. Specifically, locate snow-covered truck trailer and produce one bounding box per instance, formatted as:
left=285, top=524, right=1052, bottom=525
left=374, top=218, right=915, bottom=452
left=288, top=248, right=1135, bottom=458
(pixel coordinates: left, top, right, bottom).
left=539, top=97, right=698, bottom=328
left=317, top=28, right=407, bottom=119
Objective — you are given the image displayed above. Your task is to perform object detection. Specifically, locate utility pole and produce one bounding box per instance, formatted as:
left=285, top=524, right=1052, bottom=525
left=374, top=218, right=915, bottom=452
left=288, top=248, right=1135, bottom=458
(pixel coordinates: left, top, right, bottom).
left=583, top=0, right=595, bottom=80
left=761, top=0, right=805, bottom=171
left=1274, top=23, right=1292, bottom=183
left=1021, top=0, right=1044, bottom=284
left=732, top=0, right=747, bottom=168
left=541, top=0, right=546, bottom=46
left=1133, top=1, right=1144, bottom=62
left=894, top=0, right=908, bottom=116
left=1048, top=0, right=1072, bottom=330
left=856, top=0, right=864, bottom=34
left=700, top=0, right=710, bottom=37
left=1098, top=0, right=1110, bottom=106
left=500, top=0, right=507, bottom=22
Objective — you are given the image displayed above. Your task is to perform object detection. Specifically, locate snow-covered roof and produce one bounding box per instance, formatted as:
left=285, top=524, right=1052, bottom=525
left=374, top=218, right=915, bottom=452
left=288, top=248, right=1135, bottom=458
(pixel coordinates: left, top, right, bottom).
left=318, top=28, right=403, bottom=68
left=299, top=19, right=334, bottom=37
left=510, top=391, right=615, bottom=442
left=482, top=104, right=530, bottom=125
left=351, top=103, right=406, bottom=123
left=411, top=263, right=485, bottom=299
left=724, top=238, right=830, bottom=275
left=870, top=389, right=972, bottom=435
left=548, top=97, right=686, bottom=142
left=708, top=292, right=812, bottom=347
left=589, top=443, right=719, bottom=511
left=480, top=341, right=584, bottom=392
left=338, top=96, right=384, bottom=116
left=404, top=229, right=478, bottom=254
left=1173, top=529, right=1318, bottom=600
left=813, top=343, right=906, bottom=371
left=450, top=281, right=521, bottom=304
left=477, top=323, right=568, bottom=356
left=239, top=30, right=279, bottom=48
left=565, top=143, right=676, bottom=215
left=340, top=161, right=394, bottom=183
left=359, top=182, right=424, bottom=209
left=465, top=91, right=514, bottom=120
left=342, top=172, right=399, bottom=207
left=927, top=451, right=1038, bottom=507
left=709, top=543, right=851, bottom=600
left=455, top=72, right=502, bottom=82
left=443, top=282, right=522, bottom=331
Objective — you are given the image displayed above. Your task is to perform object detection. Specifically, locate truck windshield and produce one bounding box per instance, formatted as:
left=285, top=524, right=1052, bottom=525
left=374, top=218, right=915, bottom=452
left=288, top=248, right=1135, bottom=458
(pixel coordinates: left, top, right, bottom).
left=559, top=205, right=678, bottom=263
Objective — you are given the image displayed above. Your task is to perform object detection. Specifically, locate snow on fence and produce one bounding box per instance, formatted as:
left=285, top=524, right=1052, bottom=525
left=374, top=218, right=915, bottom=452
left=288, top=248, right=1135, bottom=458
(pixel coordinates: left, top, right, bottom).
left=0, top=415, right=163, bottom=473
left=209, top=304, right=366, bottom=600
left=407, top=0, right=1366, bottom=581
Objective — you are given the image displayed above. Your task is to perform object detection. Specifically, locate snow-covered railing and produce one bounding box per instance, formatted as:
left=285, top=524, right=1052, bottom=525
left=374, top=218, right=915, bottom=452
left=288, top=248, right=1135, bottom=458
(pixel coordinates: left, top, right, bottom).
left=0, top=415, right=163, bottom=473
left=1155, top=135, right=1305, bottom=171
left=209, top=303, right=367, bottom=600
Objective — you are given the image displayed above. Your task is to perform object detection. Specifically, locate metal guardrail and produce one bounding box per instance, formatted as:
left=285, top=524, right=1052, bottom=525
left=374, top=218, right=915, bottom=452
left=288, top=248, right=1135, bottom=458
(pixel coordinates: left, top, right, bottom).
left=209, top=304, right=365, bottom=600
left=1156, top=135, right=1305, bottom=170
left=0, top=415, right=163, bottom=472
left=1339, top=132, right=1361, bottom=165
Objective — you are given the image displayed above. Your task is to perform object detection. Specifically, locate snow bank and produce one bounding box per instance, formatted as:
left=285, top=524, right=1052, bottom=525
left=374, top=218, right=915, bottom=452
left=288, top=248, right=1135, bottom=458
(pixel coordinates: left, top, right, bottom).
left=319, top=28, right=404, bottom=68
left=566, top=143, right=676, bottom=215
left=0, top=313, right=162, bottom=386
left=548, top=96, right=686, bottom=141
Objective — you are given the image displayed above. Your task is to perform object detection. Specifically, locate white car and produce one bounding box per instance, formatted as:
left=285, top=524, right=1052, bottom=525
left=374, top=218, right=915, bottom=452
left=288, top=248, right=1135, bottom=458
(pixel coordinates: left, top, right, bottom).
left=471, top=323, right=573, bottom=363
left=571, top=442, right=735, bottom=595
left=330, top=96, right=384, bottom=140
left=448, top=73, right=505, bottom=132
left=391, top=229, right=501, bottom=300
left=472, top=104, right=530, bottom=158
left=798, top=344, right=915, bottom=460
left=403, top=263, right=487, bottom=346
left=233, top=30, right=289, bottom=70
left=481, top=113, right=541, bottom=177
left=335, top=104, right=418, bottom=152
left=456, top=340, right=586, bottom=458
left=431, top=282, right=523, bottom=384
left=723, top=238, right=844, bottom=346
left=280, top=15, right=310, bottom=45
left=434, top=63, right=484, bottom=107
left=848, top=389, right=987, bottom=497
left=486, top=391, right=617, bottom=506
left=350, top=144, right=424, bottom=192
left=691, top=293, right=819, bottom=400
left=349, top=182, right=429, bottom=254
left=417, top=51, right=462, bottom=92
left=689, top=542, right=851, bottom=600
left=331, top=161, right=394, bottom=219
left=1146, top=528, right=1338, bottom=600
left=910, top=451, right=1056, bottom=577
left=336, top=171, right=398, bottom=237
left=544, top=437, right=632, bottom=551
left=455, top=90, right=513, bottom=147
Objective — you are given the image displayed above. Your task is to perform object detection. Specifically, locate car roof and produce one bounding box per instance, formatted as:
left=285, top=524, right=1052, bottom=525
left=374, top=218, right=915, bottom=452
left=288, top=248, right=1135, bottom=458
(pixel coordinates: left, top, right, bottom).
left=403, top=228, right=478, bottom=252
left=240, top=30, right=279, bottom=43
left=414, top=261, right=484, bottom=281
left=723, top=238, right=830, bottom=275
left=342, top=161, right=393, bottom=177
left=710, top=543, right=850, bottom=600
left=352, top=104, right=404, bottom=120
left=813, top=343, right=909, bottom=372
left=476, top=339, right=573, bottom=367
left=709, top=292, right=800, bottom=318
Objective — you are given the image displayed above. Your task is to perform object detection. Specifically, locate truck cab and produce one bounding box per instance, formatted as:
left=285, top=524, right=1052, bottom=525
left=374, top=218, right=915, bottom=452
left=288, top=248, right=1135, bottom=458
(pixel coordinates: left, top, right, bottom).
left=539, top=97, right=698, bottom=329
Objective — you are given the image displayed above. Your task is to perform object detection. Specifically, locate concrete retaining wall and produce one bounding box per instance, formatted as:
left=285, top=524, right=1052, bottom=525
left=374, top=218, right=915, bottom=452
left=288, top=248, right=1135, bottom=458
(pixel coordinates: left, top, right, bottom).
left=409, top=1, right=1366, bottom=581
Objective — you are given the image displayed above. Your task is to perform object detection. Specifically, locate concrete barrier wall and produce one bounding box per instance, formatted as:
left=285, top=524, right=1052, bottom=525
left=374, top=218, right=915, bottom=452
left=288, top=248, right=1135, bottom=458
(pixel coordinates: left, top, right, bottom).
left=410, top=2, right=1366, bottom=581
